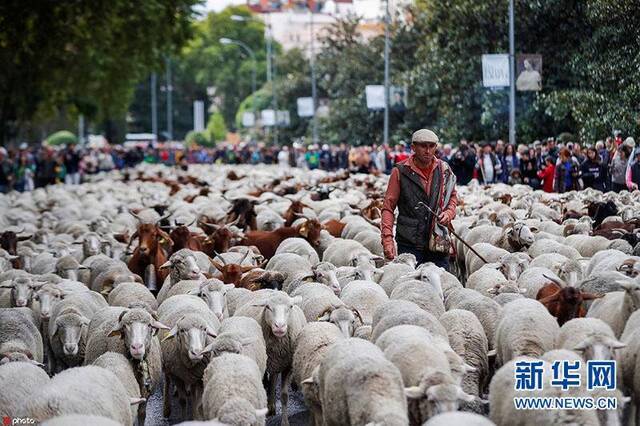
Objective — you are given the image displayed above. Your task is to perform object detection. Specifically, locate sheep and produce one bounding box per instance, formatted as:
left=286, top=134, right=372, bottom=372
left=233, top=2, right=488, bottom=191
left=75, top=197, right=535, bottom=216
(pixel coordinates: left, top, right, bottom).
left=107, top=281, right=158, bottom=311
left=528, top=238, right=581, bottom=260
left=339, top=279, right=389, bottom=327
left=266, top=253, right=314, bottom=293
left=494, top=298, right=559, bottom=366
left=156, top=249, right=204, bottom=304
left=515, top=267, right=561, bottom=299
left=0, top=307, right=43, bottom=363
left=463, top=222, right=535, bottom=255
left=92, top=352, right=141, bottom=425
left=90, top=261, right=142, bottom=297
left=0, top=361, right=50, bottom=418
left=237, top=269, right=286, bottom=291
left=208, top=316, right=267, bottom=376
left=291, top=282, right=345, bottom=323
left=23, top=365, right=138, bottom=426
left=48, top=290, right=108, bottom=372
left=315, top=338, right=409, bottom=426
left=556, top=318, right=622, bottom=360
left=54, top=255, right=89, bottom=281
left=423, top=412, right=496, bottom=426
left=390, top=279, right=445, bottom=317
left=565, top=234, right=632, bottom=258
left=321, top=239, right=380, bottom=267
left=578, top=271, right=628, bottom=296
left=445, top=288, right=503, bottom=350
left=274, top=237, right=320, bottom=265
left=225, top=287, right=254, bottom=316
left=375, top=325, right=477, bottom=424
left=378, top=261, right=415, bottom=296
left=185, top=279, right=235, bottom=322
left=31, top=281, right=87, bottom=321
left=202, top=353, right=268, bottom=426
left=440, top=309, right=489, bottom=399
left=466, top=266, right=509, bottom=290
left=158, top=294, right=221, bottom=419
left=352, top=228, right=384, bottom=257
left=619, top=315, right=640, bottom=420
left=292, top=322, right=344, bottom=426
left=465, top=244, right=531, bottom=281
left=370, top=299, right=448, bottom=343
left=0, top=275, right=41, bottom=308
left=317, top=304, right=364, bottom=338
left=309, top=261, right=342, bottom=295
left=234, top=290, right=307, bottom=423
left=586, top=280, right=640, bottom=337
left=584, top=249, right=638, bottom=277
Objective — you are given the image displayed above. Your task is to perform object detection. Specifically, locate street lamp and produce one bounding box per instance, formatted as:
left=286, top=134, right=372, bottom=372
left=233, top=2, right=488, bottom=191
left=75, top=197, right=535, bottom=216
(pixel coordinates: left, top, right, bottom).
left=219, top=37, right=258, bottom=136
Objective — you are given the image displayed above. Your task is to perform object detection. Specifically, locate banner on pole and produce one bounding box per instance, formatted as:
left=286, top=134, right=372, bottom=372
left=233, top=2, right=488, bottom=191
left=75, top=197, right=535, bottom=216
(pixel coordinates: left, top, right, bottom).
left=261, top=109, right=276, bottom=126
left=297, top=97, right=314, bottom=117
left=482, top=54, right=510, bottom=87
left=516, top=54, right=542, bottom=91
left=365, top=85, right=385, bottom=109
left=276, top=110, right=290, bottom=126
left=193, top=101, right=205, bottom=132
left=242, top=112, right=255, bottom=127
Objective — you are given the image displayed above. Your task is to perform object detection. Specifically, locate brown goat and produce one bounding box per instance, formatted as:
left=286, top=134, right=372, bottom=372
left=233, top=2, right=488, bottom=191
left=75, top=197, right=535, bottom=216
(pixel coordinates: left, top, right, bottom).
left=210, top=251, right=262, bottom=284
left=241, top=219, right=323, bottom=260
left=283, top=201, right=309, bottom=227
left=323, top=219, right=346, bottom=238
left=127, top=222, right=174, bottom=291
left=536, top=275, right=602, bottom=326
left=237, top=269, right=286, bottom=291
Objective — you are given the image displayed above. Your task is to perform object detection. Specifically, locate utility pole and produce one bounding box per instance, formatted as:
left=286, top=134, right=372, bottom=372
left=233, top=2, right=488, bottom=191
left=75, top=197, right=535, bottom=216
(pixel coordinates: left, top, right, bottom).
left=151, top=73, right=158, bottom=141
left=508, top=0, right=516, bottom=146
left=165, top=56, right=173, bottom=141
left=383, top=0, right=390, bottom=146
left=265, top=17, right=276, bottom=144
left=78, top=114, right=85, bottom=145
left=310, top=9, right=318, bottom=145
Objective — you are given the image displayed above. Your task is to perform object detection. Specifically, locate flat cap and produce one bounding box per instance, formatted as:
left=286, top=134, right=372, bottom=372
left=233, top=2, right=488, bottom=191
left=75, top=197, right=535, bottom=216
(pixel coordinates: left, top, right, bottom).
left=411, top=129, right=439, bottom=144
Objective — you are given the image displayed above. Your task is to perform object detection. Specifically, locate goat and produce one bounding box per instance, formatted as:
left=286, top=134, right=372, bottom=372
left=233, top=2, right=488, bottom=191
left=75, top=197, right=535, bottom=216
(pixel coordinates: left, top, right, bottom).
left=127, top=216, right=174, bottom=292
left=323, top=219, right=346, bottom=238
left=283, top=201, right=309, bottom=227
left=241, top=219, right=323, bottom=260
left=536, top=275, right=602, bottom=326
left=226, top=198, right=257, bottom=231
left=210, top=251, right=263, bottom=284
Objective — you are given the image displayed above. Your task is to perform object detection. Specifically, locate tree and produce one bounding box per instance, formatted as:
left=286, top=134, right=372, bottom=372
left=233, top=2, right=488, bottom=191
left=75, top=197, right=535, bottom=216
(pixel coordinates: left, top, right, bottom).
left=0, top=0, right=201, bottom=145
left=206, top=112, right=228, bottom=142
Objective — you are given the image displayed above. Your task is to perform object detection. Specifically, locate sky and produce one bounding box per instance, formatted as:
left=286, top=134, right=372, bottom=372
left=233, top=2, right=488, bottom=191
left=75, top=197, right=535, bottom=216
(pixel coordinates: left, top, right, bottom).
left=203, top=0, right=246, bottom=13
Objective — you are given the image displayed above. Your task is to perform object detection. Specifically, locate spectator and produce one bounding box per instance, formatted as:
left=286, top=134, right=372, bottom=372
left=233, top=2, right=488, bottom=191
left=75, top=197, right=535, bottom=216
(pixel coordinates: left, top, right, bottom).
left=35, top=148, right=56, bottom=188
left=580, top=147, right=606, bottom=191
left=630, top=149, right=640, bottom=191
left=537, top=156, right=556, bottom=193
left=500, top=144, right=519, bottom=183
left=554, top=148, right=581, bottom=193
left=476, top=143, right=502, bottom=184
left=519, top=149, right=539, bottom=189
left=441, top=144, right=453, bottom=163
left=450, top=142, right=475, bottom=185
left=64, top=144, right=81, bottom=185
left=0, top=148, right=12, bottom=193
left=610, top=144, right=631, bottom=192
left=319, top=144, right=332, bottom=170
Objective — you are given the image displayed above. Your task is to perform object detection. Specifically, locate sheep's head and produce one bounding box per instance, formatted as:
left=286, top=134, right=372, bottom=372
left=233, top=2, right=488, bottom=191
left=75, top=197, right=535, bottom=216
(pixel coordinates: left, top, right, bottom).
left=400, top=263, right=444, bottom=301
left=573, top=334, right=625, bottom=361
left=74, top=233, right=101, bottom=258
left=207, top=333, right=253, bottom=359
left=0, top=351, right=43, bottom=366
left=162, top=314, right=217, bottom=362
left=496, top=252, right=531, bottom=282
left=507, top=222, right=536, bottom=248
left=252, top=292, right=300, bottom=339
left=0, top=276, right=42, bottom=307
left=486, top=281, right=526, bottom=296
left=405, top=372, right=479, bottom=416
left=188, top=279, right=234, bottom=322
left=318, top=305, right=363, bottom=337
left=312, top=262, right=341, bottom=295
left=51, top=308, right=90, bottom=356
left=109, top=307, right=170, bottom=361
left=558, top=259, right=584, bottom=286
left=617, top=259, right=640, bottom=278
left=32, top=283, right=65, bottom=319
left=160, top=249, right=202, bottom=281
left=393, top=253, right=417, bottom=268
left=54, top=256, right=88, bottom=281
left=216, top=397, right=268, bottom=426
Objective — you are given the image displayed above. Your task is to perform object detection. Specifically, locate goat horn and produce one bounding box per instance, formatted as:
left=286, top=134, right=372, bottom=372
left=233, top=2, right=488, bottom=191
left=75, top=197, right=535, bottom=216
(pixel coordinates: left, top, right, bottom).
left=156, top=213, right=171, bottom=224
left=128, top=209, right=142, bottom=221
left=542, top=273, right=564, bottom=287
left=213, top=251, right=228, bottom=266
left=239, top=249, right=251, bottom=265
left=186, top=218, right=196, bottom=227
left=199, top=220, right=219, bottom=229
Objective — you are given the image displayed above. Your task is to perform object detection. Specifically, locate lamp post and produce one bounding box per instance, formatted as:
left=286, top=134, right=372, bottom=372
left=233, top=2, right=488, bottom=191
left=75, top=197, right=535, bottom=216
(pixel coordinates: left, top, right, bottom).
left=383, top=0, right=390, bottom=146
left=220, top=37, right=258, bottom=136
left=508, top=0, right=516, bottom=146
left=310, top=9, right=318, bottom=145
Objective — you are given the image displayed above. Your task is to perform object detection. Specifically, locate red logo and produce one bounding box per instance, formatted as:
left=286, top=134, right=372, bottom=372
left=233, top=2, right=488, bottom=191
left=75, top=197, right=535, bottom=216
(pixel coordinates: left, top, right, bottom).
left=3, top=417, right=11, bottom=426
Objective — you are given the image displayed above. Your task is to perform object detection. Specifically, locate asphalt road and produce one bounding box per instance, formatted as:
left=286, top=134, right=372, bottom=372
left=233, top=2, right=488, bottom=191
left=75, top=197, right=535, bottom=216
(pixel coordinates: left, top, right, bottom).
left=145, top=374, right=309, bottom=425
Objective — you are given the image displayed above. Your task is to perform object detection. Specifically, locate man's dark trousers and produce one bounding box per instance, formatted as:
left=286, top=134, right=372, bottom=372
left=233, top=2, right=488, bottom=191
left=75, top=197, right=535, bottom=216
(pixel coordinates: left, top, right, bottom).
left=397, top=243, right=449, bottom=270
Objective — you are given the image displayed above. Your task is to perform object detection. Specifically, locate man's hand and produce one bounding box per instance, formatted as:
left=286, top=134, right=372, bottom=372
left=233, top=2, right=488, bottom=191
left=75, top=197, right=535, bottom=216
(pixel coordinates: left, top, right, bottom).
left=382, top=237, right=396, bottom=260
left=438, top=211, right=452, bottom=226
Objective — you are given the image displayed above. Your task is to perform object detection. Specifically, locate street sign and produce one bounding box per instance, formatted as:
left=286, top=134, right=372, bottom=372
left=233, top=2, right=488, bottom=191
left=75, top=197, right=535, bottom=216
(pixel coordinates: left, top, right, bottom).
left=297, top=97, right=314, bottom=117
left=482, top=54, right=510, bottom=87
left=365, top=85, right=385, bottom=109
left=261, top=109, right=276, bottom=126
left=276, top=110, right=290, bottom=126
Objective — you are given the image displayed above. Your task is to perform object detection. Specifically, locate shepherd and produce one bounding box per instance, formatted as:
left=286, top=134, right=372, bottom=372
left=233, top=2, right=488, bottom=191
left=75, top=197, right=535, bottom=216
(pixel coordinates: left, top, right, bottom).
left=380, top=128, right=458, bottom=270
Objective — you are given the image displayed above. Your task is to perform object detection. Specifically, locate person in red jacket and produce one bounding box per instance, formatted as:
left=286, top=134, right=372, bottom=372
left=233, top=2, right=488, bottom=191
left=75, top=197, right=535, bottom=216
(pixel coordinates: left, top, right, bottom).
left=537, top=156, right=556, bottom=192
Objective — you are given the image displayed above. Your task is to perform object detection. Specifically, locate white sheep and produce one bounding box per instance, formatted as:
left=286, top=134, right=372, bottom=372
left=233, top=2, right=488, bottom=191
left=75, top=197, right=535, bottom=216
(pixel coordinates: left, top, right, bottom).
left=390, top=279, right=445, bottom=317
left=321, top=239, right=378, bottom=267
left=494, top=298, right=559, bottom=366
left=557, top=318, right=623, bottom=361
left=515, top=267, right=561, bottom=299
left=528, top=238, right=581, bottom=259
left=293, top=322, right=344, bottom=426
left=370, top=299, right=448, bottom=343
left=585, top=249, right=640, bottom=277
left=339, top=279, right=388, bottom=327
left=266, top=253, right=314, bottom=293
left=424, top=412, right=496, bottom=426
left=40, top=415, right=122, bottom=426
left=586, top=280, right=640, bottom=337
left=445, top=288, right=503, bottom=350
left=315, top=338, right=409, bottom=426
left=234, top=290, right=307, bottom=423
left=275, top=237, right=320, bottom=265
left=0, top=307, right=43, bottom=363
left=156, top=249, right=205, bottom=304
left=23, top=365, right=139, bottom=426
left=158, top=294, right=221, bottom=419
left=291, top=283, right=345, bottom=322
left=0, top=360, right=50, bottom=418
left=565, top=234, right=632, bottom=257
left=92, top=352, right=141, bottom=425
left=208, top=316, right=267, bottom=376
left=202, top=353, right=268, bottom=426
left=378, top=261, right=415, bottom=296
left=107, top=281, right=158, bottom=311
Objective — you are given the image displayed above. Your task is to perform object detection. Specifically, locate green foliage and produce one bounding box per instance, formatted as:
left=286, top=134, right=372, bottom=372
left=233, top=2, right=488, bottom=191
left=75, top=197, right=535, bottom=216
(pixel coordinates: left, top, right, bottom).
left=185, top=130, right=211, bottom=147
left=45, top=130, right=78, bottom=146
left=0, top=0, right=201, bottom=144
left=206, top=112, right=228, bottom=142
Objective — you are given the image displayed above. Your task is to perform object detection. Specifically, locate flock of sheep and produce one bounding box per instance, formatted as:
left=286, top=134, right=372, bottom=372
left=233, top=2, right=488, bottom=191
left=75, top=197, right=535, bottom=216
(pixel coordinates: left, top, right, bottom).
left=1, top=162, right=640, bottom=426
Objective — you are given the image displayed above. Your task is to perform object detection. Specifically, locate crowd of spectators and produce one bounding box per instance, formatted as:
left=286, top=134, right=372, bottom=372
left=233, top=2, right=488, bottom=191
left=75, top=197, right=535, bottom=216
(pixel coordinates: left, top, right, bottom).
left=1, top=133, right=640, bottom=194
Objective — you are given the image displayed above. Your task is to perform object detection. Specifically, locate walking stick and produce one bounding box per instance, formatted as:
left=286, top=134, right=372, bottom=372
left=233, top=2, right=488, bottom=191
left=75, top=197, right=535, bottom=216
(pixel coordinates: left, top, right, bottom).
left=415, top=201, right=489, bottom=264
